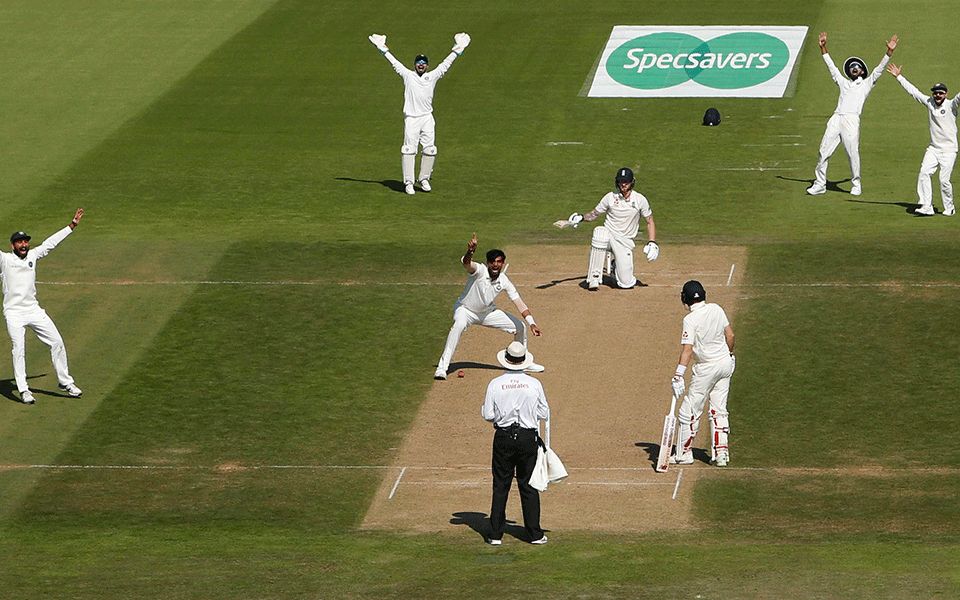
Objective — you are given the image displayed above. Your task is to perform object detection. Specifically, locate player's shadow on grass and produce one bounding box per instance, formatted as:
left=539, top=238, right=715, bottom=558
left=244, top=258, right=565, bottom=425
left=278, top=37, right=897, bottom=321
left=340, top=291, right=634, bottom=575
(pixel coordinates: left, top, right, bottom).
left=446, top=361, right=502, bottom=374
left=335, top=177, right=407, bottom=193
left=636, top=441, right=710, bottom=470
left=450, top=511, right=547, bottom=543
left=779, top=175, right=854, bottom=194
left=536, top=275, right=648, bottom=290
left=0, top=374, right=47, bottom=403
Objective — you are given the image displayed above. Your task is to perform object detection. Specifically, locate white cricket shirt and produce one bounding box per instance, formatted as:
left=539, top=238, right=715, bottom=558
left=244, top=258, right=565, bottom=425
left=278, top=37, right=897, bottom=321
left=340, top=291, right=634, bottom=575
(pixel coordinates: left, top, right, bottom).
left=454, top=262, right=520, bottom=313
left=896, top=74, right=960, bottom=153
left=0, top=225, right=72, bottom=314
left=482, top=371, right=550, bottom=429
left=593, top=189, right=652, bottom=240
left=384, top=51, right=458, bottom=118
left=681, top=302, right=731, bottom=364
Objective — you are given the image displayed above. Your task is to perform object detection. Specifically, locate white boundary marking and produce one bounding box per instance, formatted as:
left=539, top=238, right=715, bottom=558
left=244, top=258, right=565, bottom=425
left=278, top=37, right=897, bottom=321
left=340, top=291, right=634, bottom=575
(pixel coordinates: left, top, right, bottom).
left=672, top=469, right=683, bottom=500
left=388, top=466, right=406, bottom=499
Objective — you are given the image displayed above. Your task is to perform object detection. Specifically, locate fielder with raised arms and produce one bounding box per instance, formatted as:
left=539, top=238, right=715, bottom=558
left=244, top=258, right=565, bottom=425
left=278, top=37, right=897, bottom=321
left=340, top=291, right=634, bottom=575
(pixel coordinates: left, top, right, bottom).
left=369, top=32, right=470, bottom=195
left=564, top=167, right=658, bottom=290
left=0, top=209, right=85, bottom=405
left=434, top=234, right=543, bottom=380
left=670, top=281, right=735, bottom=467
left=807, top=31, right=897, bottom=197
left=887, top=62, right=960, bottom=216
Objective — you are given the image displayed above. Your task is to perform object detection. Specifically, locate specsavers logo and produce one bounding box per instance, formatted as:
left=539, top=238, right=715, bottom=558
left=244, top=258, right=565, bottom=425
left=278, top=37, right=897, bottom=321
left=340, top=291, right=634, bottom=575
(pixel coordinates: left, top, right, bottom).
left=587, top=26, right=808, bottom=98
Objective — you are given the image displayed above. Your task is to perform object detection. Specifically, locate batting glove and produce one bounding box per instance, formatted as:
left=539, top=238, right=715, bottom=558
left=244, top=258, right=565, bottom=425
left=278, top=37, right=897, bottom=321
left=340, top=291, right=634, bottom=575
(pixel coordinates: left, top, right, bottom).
left=671, top=374, right=685, bottom=399
left=643, top=241, right=659, bottom=262
left=568, top=212, right=583, bottom=228
left=369, top=34, right=389, bottom=53
left=452, top=32, right=471, bottom=54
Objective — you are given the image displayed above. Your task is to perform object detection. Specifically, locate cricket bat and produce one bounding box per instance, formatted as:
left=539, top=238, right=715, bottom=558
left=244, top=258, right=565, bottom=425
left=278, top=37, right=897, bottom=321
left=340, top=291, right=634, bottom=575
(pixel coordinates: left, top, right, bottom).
left=655, top=395, right=678, bottom=473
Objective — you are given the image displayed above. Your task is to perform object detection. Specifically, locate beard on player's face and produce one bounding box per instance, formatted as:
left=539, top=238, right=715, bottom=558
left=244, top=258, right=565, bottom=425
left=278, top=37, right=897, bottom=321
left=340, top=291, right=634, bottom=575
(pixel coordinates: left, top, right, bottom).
left=12, top=242, right=28, bottom=258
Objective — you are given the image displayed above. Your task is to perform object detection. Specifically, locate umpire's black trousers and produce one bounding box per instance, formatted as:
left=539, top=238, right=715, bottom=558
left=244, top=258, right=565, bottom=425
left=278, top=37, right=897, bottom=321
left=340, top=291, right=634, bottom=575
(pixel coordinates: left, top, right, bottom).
left=489, top=425, right=543, bottom=541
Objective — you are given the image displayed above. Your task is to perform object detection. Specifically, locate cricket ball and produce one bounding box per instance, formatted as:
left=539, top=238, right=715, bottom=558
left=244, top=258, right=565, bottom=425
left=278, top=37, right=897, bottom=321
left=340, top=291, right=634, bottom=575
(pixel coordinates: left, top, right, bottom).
left=457, top=370, right=465, bottom=378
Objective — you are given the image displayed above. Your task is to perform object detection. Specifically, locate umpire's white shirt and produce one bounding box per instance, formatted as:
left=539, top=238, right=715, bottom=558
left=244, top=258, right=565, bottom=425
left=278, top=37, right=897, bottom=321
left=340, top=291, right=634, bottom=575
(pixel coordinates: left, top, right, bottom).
left=594, top=189, right=652, bottom=240
left=681, top=302, right=730, bottom=363
left=896, top=74, right=960, bottom=153
left=824, top=53, right=889, bottom=116
left=455, top=262, right=519, bottom=314
left=482, top=371, right=550, bottom=429
left=384, top=51, right=458, bottom=118
left=0, top=226, right=72, bottom=315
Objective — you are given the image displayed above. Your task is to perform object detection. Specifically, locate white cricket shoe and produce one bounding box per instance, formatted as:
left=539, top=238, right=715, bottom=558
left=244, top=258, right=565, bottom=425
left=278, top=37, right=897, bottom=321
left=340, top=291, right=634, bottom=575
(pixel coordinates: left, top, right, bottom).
left=944, top=207, right=956, bottom=216
left=530, top=536, right=548, bottom=545
left=21, top=390, right=35, bottom=404
left=850, top=183, right=862, bottom=196
left=806, top=184, right=826, bottom=195
left=59, top=383, right=82, bottom=397
left=486, top=538, right=502, bottom=546
left=670, top=452, right=694, bottom=465
left=419, top=179, right=431, bottom=192
left=587, top=280, right=599, bottom=291
left=525, top=363, right=545, bottom=373
left=405, top=183, right=415, bottom=195
left=712, top=454, right=729, bottom=467
left=434, top=368, right=447, bottom=380
left=916, top=205, right=935, bottom=216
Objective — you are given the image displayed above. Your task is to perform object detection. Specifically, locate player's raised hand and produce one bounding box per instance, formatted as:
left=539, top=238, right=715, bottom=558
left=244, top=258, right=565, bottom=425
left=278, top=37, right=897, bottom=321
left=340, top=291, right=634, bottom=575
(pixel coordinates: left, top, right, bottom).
left=368, top=34, right=389, bottom=53
left=71, top=208, right=84, bottom=227
left=467, top=233, right=478, bottom=254
left=886, top=62, right=902, bottom=78
left=819, top=32, right=827, bottom=48
left=452, top=32, right=471, bottom=54
left=887, top=34, right=898, bottom=55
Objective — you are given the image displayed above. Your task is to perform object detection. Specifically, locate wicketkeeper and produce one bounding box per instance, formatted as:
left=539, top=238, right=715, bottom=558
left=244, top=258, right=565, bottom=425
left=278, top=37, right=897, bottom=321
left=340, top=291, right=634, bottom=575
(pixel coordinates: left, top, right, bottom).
left=369, top=32, right=470, bottom=195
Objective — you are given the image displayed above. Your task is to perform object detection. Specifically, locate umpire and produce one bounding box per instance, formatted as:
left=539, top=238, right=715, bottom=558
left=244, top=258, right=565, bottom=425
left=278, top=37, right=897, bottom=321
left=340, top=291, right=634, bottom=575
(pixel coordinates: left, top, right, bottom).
left=481, top=341, right=550, bottom=546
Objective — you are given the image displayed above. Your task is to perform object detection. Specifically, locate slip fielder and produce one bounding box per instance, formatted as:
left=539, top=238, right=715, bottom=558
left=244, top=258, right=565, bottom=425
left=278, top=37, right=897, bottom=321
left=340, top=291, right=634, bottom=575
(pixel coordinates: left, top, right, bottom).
left=369, top=32, right=470, bottom=195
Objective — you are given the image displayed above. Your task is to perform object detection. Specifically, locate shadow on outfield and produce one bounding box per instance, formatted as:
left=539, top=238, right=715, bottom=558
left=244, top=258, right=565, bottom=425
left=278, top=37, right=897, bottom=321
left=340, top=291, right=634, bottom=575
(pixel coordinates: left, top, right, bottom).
left=636, top=441, right=711, bottom=469
left=0, top=374, right=46, bottom=403
left=335, top=177, right=407, bottom=193
left=447, top=361, right=502, bottom=374
left=451, top=511, right=541, bottom=543
left=536, top=277, right=648, bottom=290
left=777, top=175, right=852, bottom=194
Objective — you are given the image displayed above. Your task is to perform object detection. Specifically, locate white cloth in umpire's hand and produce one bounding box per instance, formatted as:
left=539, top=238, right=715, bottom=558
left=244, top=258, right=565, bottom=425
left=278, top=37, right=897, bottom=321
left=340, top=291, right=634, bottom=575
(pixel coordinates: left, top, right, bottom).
left=452, top=32, right=471, bottom=54
left=568, top=212, right=583, bottom=228
left=671, top=374, right=685, bottom=399
left=369, top=34, right=388, bottom=52
left=643, top=241, right=659, bottom=261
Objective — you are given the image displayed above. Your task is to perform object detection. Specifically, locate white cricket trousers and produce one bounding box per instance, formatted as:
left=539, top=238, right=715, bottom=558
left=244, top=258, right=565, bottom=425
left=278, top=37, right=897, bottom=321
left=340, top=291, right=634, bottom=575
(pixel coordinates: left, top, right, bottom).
left=677, top=355, right=734, bottom=459
left=814, top=113, right=861, bottom=188
left=917, top=146, right=957, bottom=212
left=437, top=305, right=526, bottom=372
left=5, top=308, right=75, bottom=393
left=403, top=114, right=436, bottom=151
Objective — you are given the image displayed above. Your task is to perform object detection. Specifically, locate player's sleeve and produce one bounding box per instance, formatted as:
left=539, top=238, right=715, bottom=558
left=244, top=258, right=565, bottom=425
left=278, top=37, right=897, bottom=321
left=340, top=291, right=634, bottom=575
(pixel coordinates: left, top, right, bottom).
left=536, top=382, right=550, bottom=421
left=870, top=54, right=891, bottom=84
left=431, top=51, right=459, bottom=80
left=593, top=193, right=611, bottom=215
left=384, top=51, right=409, bottom=77
left=502, top=275, right=521, bottom=302
left=33, top=226, right=72, bottom=260
left=639, top=195, right=653, bottom=219
left=822, top=53, right=844, bottom=86
left=482, top=380, right=499, bottom=422
left=896, top=74, right=929, bottom=105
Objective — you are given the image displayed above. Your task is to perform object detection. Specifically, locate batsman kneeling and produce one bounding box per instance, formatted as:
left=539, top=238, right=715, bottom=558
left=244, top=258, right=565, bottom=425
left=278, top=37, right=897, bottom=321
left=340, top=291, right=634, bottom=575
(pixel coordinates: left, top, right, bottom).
left=670, top=281, right=735, bottom=467
left=560, top=167, right=658, bottom=290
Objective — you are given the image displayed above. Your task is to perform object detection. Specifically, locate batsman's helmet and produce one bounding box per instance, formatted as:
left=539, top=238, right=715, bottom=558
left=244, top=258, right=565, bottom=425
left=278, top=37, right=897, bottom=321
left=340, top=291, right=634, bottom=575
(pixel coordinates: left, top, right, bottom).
left=10, top=231, right=30, bottom=244
left=681, top=280, right=706, bottom=306
left=932, top=82, right=949, bottom=94
left=415, top=54, right=429, bottom=65
left=615, top=167, right=635, bottom=192
left=843, top=57, right=867, bottom=80
left=702, top=107, right=721, bottom=126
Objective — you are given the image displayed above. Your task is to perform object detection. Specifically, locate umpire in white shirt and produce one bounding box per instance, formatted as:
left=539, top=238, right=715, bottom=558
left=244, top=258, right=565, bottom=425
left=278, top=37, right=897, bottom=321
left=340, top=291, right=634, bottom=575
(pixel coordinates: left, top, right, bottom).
left=481, top=341, right=550, bottom=546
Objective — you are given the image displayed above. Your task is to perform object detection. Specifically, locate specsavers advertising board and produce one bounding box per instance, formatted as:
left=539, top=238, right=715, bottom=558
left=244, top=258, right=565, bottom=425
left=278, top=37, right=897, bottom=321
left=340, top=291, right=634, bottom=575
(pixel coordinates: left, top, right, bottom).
left=588, top=26, right=809, bottom=98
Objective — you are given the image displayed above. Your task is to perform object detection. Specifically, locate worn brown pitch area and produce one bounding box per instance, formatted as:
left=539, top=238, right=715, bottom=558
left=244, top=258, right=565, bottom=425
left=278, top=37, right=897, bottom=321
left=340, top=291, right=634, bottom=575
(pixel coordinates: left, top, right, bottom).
left=361, top=244, right=747, bottom=536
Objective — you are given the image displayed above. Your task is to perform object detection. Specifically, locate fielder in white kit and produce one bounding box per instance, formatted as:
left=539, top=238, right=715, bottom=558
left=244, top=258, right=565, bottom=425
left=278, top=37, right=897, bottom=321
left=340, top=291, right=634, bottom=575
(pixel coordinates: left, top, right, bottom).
left=1, top=209, right=84, bottom=404
left=670, top=281, right=735, bottom=467
left=369, top=32, right=470, bottom=195
left=807, top=32, right=898, bottom=197
left=435, top=234, right=543, bottom=380
left=887, top=63, right=960, bottom=216
left=567, top=168, right=658, bottom=290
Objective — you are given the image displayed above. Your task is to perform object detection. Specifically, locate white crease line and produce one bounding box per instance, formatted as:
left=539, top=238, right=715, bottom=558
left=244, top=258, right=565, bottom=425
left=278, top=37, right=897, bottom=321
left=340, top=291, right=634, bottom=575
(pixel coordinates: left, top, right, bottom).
left=727, top=264, right=735, bottom=286
left=672, top=469, right=683, bottom=500
left=547, top=141, right=584, bottom=145
left=388, top=466, right=406, bottom=500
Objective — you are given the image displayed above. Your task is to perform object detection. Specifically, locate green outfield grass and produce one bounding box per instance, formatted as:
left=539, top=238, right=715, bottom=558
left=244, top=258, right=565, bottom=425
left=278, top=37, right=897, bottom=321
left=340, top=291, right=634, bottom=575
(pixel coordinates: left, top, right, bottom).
left=1, top=0, right=960, bottom=598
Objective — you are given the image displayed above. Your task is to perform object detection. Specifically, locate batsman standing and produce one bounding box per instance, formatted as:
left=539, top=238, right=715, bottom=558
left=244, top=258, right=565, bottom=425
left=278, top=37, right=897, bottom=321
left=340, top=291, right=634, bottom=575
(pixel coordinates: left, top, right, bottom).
left=0, top=209, right=85, bottom=404
left=887, top=63, right=960, bottom=216
left=482, top=341, right=550, bottom=546
left=435, top=234, right=543, bottom=380
left=369, top=32, right=470, bottom=195
left=807, top=32, right=898, bottom=197
left=670, top=281, right=735, bottom=467
left=567, top=167, right=658, bottom=290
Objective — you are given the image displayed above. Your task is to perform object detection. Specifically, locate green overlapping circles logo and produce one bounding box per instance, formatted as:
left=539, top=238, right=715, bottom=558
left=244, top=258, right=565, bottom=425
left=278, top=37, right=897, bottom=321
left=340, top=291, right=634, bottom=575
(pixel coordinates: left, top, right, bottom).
left=607, top=32, right=790, bottom=89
